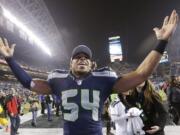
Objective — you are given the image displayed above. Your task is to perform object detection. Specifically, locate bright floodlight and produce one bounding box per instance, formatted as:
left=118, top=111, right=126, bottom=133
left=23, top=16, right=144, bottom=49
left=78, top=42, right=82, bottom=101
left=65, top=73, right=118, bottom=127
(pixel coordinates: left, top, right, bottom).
left=2, top=8, right=52, bottom=56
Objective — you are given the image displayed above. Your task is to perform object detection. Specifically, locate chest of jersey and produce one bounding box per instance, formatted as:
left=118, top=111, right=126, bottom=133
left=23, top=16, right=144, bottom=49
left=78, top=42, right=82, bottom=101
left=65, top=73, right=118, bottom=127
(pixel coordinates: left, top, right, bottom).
left=49, top=75, right=114, bottom=121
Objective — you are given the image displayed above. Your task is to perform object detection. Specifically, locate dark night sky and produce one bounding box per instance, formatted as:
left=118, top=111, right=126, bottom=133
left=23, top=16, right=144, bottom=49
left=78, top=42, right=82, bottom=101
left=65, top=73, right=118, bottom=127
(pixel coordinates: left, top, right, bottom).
left=42, top=0, right=180, bottom=68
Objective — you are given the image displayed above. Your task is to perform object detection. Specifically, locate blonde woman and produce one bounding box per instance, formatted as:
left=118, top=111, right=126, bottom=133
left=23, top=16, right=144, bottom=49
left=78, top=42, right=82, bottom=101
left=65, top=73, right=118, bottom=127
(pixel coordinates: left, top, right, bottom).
left=124, top=80, right=167, bottom=135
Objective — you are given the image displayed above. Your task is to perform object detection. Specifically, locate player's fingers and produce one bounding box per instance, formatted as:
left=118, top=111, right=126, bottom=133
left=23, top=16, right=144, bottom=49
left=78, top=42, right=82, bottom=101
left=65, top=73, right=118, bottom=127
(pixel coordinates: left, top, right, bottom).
left=162, top=16, right=169, bottom=27
left=3, top=38, right=9, bottom=47
left=169, top=10, right=176, bottom=24
left=11, top=44, right=16, bottom=50
left=0, top=38, right=5, bottom=47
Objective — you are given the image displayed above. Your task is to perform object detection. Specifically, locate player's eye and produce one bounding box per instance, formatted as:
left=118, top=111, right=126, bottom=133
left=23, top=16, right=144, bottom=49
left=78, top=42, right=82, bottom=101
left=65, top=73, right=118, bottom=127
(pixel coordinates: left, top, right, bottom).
left=74, top=56, right=82, bottom=59
left=74, top=55, right=89, bottom=59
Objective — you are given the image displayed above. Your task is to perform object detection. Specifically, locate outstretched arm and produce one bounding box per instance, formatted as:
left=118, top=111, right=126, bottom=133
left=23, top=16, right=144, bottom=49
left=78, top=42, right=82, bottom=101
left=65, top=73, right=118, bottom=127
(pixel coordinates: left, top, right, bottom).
left=113, top=10, right=178, bottom=93
left=0, top=38, right=52, bottom=94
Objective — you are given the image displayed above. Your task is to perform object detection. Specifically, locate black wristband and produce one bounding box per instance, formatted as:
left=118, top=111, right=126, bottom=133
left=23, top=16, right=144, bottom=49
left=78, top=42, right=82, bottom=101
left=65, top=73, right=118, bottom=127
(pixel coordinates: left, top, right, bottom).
left=153, top=40, right=168, bottom=54
left=5, top=56, right=13, bottom=61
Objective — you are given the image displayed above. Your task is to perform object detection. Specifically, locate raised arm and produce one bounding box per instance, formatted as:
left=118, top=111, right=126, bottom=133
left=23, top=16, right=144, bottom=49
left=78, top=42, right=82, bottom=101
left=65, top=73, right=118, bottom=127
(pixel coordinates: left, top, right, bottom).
left=113, top=10, right=179, bottom=93
left=0, top=38, right=52, bottom=94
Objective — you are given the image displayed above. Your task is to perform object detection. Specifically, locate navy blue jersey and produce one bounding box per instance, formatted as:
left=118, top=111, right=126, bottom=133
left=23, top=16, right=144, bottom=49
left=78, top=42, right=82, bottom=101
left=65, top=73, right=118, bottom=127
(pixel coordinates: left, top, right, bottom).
left=47, top=67, right=117, bottom=135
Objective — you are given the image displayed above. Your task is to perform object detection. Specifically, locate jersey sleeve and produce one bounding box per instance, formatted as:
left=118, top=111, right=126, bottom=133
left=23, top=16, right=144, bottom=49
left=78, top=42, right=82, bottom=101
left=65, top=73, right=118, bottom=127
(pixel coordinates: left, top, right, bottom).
left=47, top=69, right=68, bottom=95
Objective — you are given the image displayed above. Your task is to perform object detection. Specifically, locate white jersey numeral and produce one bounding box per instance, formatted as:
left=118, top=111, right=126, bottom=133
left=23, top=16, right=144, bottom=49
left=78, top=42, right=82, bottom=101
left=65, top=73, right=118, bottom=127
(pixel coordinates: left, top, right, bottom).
left=81, top=89, right=100, bottom=121
left=62, top=89, right=79, bottom=121
left=61, top=89, right=100, bottom=122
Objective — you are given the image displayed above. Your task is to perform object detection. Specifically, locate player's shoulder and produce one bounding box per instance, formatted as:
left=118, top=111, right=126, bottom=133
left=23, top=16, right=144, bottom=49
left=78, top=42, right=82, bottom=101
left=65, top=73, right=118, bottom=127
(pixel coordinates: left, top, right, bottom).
left=92, top=66, right=117, bottom=78
left=47, top=69, right=69, bottom=80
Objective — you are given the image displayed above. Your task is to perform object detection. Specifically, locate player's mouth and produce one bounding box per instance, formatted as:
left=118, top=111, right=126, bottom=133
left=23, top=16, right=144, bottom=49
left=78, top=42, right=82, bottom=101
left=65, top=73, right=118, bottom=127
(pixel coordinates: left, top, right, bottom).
left=78, top=61, right=88, bottom=65
left=78, top=63, right=87, bottom=66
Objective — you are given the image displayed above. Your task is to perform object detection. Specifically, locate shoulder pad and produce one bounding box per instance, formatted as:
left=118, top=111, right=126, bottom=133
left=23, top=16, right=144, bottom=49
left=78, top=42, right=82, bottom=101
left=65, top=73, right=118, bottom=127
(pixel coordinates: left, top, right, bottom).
left=94, top=66, right=111, bottom=72
left=92, top=67, right=117, bottom=78
left=52, top=69, right=69, bottom=73
left=47, top=69, right=69, bottom=80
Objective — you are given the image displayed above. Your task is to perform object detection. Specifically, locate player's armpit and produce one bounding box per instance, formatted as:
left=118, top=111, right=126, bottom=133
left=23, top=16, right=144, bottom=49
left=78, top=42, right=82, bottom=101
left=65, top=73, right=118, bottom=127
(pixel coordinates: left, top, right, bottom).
left=30, top=79, right=52, bottom=94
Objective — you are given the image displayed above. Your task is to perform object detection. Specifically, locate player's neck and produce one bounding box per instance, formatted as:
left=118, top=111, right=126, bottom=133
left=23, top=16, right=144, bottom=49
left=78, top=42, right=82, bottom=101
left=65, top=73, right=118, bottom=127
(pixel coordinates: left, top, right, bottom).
left=72, top=71, right=90, bottom=79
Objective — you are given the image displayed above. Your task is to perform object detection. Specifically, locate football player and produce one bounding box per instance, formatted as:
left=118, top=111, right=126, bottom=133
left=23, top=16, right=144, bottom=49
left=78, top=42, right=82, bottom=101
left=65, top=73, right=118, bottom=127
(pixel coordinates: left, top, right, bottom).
left=0, top=10, right=178, bottom=135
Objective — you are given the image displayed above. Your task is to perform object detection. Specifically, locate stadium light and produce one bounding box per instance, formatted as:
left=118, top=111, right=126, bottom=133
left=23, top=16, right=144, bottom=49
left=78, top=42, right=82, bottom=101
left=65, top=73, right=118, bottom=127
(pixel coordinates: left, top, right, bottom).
left=2, top=8, right=52, bottom=56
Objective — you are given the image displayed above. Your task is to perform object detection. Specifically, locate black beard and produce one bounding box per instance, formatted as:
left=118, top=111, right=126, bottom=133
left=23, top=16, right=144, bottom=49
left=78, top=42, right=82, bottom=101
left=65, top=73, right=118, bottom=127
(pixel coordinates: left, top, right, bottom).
left=73, top=70, right=91, bottom=79
left=75, top=70, right=88, bottom=75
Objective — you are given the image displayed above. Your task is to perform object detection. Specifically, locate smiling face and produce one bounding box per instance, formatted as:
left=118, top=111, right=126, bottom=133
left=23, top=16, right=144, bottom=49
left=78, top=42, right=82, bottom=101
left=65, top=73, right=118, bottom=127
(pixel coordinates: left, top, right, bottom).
left=70, top=53, right=92, bottom=77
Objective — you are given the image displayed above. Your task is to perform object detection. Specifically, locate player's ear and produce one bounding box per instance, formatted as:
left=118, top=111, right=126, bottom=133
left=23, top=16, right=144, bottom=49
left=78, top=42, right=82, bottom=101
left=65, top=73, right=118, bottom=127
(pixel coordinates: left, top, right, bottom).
left=91, top=61, right=97, bottom=71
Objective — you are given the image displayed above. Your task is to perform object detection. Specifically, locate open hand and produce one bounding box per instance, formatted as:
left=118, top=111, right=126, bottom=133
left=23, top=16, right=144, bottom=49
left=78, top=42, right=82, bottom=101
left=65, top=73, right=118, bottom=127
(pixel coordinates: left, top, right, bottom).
left=153, top=10, right=178, bottom=41
left=0, top=37, right=16, bottom=58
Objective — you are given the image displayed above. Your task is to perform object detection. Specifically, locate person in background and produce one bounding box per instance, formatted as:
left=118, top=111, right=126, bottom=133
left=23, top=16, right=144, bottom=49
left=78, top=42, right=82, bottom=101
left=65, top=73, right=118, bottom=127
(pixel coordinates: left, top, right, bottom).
left=39, top=95, right=45, bottom=114
left=6, top=89, right=20, bottom=135
left=29, top=93, right=39, bottom=127
left=55, top=95, right=61, bottom=116
left=45, top=95, right=52, bottom=121
left=109, top=91, right=145, bottom=135
left=52, top=94, right=56, bottom=109
left=102, top=99, right=113, bottom=135
left=0, top=91, right=9, bottom=132
left=168, top=76, right=180, bottom=125
left=0, top=91, right=6, bottom=117
left=125, top=80, right=167, bottom=135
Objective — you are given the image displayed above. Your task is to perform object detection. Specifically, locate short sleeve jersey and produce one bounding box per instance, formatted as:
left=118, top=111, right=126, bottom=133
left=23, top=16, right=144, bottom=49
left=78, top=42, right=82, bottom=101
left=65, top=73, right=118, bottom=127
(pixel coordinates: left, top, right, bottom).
left=47, top=67, right=117, bottom=135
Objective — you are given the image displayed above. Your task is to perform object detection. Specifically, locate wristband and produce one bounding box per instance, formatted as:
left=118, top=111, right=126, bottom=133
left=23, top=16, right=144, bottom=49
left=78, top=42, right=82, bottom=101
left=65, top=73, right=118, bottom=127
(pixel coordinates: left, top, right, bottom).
left=153, top=40, right=168, bottom=54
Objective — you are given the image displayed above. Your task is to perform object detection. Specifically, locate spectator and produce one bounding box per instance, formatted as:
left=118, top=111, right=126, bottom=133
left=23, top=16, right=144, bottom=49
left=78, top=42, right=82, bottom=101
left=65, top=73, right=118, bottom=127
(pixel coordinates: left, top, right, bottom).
left=6, top=89, right=20, bottom=135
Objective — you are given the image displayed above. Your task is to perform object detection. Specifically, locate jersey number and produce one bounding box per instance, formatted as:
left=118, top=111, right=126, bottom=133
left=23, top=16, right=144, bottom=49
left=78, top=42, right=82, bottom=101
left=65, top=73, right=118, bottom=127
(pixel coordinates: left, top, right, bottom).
left=62, top=89, right=100, bottom=121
